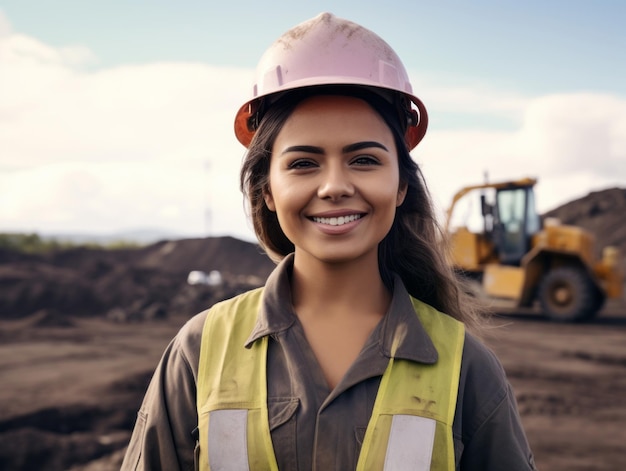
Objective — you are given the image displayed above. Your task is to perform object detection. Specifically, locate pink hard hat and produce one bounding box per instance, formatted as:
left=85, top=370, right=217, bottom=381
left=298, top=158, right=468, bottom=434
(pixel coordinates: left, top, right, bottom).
left=234, top=12, right=428, bottom=150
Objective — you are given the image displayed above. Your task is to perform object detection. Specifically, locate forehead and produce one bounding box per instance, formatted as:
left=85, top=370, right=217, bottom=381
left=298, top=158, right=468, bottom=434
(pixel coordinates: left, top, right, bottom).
left=276, top=95, right=394, bottom=143
left=291, top=94, right=383, bottom=120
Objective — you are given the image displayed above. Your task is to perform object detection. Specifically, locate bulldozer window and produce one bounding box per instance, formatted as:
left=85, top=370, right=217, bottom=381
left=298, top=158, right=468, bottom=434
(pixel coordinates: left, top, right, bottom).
left=494, top=187, right=535, bottom=265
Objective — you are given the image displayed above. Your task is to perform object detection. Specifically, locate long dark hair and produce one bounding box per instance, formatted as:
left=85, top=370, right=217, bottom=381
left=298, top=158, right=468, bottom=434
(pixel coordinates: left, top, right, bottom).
left=239, top=87, right=484, bottom=332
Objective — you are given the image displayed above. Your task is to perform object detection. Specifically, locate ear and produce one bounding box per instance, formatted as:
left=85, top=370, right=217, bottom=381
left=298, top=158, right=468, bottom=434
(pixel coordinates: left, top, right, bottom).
left=396, top=181, right=408, bottom=207
left=263, top=188, right=276, bottom=212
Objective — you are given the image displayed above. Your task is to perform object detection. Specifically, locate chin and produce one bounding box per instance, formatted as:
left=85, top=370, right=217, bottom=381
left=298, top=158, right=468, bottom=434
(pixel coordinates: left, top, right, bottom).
left=307, top=246, right=379, bottom=266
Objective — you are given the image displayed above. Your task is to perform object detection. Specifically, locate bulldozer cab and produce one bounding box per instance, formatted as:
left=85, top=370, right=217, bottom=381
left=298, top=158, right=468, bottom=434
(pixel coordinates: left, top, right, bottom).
left=446, top=177, right=541, bottom=269
left=488, top=183, right=541, bottom=265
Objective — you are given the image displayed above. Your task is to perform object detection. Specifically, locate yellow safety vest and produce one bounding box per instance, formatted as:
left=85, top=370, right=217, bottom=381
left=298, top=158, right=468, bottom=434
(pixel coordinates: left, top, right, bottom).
left=196, top=288, right=464, bottom=470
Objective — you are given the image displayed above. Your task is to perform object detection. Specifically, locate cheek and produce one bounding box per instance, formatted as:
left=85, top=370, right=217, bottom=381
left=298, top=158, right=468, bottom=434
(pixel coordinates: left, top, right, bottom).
left=264, top=176, right=297, bottom=218
left=383, top=173, right=404, bottom=204
left=265, top=167, right=305, bottom=212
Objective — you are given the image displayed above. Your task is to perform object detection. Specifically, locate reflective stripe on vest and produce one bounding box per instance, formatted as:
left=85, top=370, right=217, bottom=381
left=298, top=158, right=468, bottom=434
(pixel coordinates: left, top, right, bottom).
left=385, top=415, right=436, bottom=469
left=208, top=409, right=250, bottom=471
left=196, top=289, right=464, bottom=470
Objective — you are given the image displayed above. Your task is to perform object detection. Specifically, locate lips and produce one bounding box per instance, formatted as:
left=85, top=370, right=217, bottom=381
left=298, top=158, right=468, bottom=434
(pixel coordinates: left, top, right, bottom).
left=311, top=214, right=363, bottom=226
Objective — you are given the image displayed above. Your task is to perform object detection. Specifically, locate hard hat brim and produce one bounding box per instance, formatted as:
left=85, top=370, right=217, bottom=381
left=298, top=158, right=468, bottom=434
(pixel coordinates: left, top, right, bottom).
left=234, top=83, right=428, bottom=150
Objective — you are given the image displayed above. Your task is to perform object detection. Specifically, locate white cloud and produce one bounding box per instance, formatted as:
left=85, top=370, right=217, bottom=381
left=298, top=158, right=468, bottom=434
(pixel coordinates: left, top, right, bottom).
left=413, top=87, right=626, bottom=223
left=0, top=22, right=624, bottom=242
left=413, top=73, right=529, bottom=119
left=0, top=160, right=253, bottom=239
left=0, top=25, right=256, bottom=240
left=517, top=93, right=626, bottom=178
left=0, top=33, right=95, bottom=66
left=0, top=53, right=253, bottom=168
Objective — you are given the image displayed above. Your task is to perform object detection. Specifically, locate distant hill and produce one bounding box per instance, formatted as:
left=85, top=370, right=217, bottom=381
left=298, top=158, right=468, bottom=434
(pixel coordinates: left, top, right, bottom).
left=40, top=228, right=184, bottom=245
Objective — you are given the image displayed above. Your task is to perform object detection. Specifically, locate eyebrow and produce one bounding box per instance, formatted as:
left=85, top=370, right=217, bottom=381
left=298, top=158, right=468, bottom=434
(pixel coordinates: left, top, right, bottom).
left=281, top=141, right=389, bottom=155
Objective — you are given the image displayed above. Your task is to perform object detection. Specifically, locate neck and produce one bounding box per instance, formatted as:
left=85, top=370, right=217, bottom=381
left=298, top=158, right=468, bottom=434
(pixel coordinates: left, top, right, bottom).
left=291, top=251, right=391, bottom=319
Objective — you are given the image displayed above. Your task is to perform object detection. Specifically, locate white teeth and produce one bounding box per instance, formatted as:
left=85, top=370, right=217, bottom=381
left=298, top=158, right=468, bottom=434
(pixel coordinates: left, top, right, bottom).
left=312, top=214, right=362, bottom=226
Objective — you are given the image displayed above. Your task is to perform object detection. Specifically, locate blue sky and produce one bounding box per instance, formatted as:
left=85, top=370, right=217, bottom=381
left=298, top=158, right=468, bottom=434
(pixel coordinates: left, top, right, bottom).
left=1, top=1, right=625, bottom=240
left=5, top=1, right=624, bottom=94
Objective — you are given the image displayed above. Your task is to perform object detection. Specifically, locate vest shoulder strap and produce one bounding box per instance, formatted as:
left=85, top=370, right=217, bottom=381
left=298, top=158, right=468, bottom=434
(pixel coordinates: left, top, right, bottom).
left=356, top=298, right=464, bottom=471
left=196, top=288, right=278, bottom=470
left=197, top=287, right=264, bottom=408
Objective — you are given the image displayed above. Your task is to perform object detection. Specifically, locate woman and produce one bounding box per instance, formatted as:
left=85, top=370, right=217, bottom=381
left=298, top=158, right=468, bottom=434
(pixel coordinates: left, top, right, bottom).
left=122, top=13, right=536, bottom=470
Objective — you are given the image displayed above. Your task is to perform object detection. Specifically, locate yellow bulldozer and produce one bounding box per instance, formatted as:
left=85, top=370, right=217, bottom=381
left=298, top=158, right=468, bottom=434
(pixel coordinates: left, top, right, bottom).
left=446, top=177, right=623, bottom=321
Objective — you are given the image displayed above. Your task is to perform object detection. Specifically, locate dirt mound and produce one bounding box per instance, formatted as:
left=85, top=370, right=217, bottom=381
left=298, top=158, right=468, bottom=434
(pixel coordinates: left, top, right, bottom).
left=0, top=236, right=275, bottom=320
left=135, top=236, right=274, bottom=276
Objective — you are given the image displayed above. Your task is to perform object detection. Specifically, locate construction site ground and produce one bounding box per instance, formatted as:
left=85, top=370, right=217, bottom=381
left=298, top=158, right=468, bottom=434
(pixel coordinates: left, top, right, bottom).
left=1, top=301, right=625, bottom=470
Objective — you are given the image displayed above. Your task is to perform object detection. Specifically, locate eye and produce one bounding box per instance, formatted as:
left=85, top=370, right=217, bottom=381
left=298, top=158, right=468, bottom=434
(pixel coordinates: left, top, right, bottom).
left=287, top=158, right=318, bottom=170
left=351, top=155, right=381, bottom=166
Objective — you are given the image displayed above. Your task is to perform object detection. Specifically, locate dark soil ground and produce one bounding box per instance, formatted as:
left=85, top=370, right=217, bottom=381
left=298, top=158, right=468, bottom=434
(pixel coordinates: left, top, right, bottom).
left=485, top=304, right=626, bottom=470
left=2, top=303, right=625, bottom=470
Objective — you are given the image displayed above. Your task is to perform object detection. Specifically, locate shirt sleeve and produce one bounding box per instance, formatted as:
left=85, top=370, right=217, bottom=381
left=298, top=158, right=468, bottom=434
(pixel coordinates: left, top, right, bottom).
left=457, top=334, right=537, bottom=471
left=121, top=313, right=205, bottom=471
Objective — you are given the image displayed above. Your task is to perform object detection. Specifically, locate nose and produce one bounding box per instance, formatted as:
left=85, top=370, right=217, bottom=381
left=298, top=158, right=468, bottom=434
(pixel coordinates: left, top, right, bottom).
left=317, top=164, right=355, bottom=201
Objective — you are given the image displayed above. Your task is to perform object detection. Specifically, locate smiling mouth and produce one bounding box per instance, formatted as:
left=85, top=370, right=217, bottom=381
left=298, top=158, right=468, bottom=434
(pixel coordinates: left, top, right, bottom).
left=311, top=214, right=363, bottom=226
